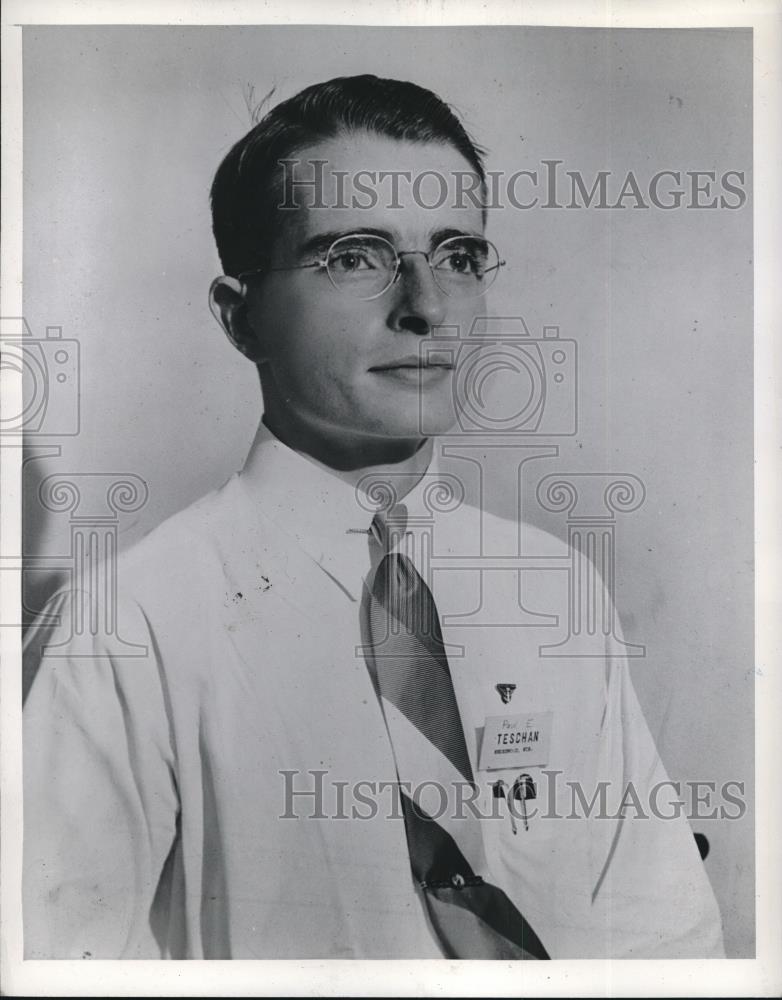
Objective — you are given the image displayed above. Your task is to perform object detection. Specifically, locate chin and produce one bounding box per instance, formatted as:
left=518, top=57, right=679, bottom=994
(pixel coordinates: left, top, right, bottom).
left=414, top=399, right=460, bottom=439
left=364, top=421, right=430, bottom=443
left=374, top=420, right=455, bottom=444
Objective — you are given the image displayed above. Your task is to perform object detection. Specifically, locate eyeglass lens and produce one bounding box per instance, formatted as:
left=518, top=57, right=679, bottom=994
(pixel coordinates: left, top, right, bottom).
left=325, top=234, right=500, bottom=299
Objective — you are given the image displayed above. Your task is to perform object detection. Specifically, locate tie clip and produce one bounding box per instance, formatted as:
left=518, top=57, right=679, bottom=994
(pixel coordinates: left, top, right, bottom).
left=420, top=874, right=484, bottom=891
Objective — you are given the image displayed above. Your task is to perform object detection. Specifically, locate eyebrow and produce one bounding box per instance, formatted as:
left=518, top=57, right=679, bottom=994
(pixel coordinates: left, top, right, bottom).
left=429, top=227, right=485, bottom=247
left=297, top=226, right=485, bottom=258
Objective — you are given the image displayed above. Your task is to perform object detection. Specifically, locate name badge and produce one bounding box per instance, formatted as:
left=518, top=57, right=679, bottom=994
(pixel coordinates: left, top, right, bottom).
left=479, top=711, right=552, bottom=770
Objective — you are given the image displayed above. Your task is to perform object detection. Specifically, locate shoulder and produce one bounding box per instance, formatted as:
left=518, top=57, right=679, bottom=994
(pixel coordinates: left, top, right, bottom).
left=121, top=476, right=241, bottom=577
left=117, top=473, right=285, bottom=596
left=29, top=475, right=283, bottom=650
left=484, top=507, right=571, bottom=558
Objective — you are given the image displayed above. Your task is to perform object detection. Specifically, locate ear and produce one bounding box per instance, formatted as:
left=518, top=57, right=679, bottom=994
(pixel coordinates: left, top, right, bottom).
left=209, top=276, right=267, bottom=363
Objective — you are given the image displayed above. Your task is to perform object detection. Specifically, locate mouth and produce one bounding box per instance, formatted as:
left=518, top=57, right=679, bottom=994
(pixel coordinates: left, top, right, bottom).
left=369, top=354, right=455, bottom=374
left=369, top=360, right=455, bottom=387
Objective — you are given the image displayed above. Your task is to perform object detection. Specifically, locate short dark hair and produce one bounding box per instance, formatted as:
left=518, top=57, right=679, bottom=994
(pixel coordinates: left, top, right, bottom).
left=210, top=74, right=487, bottom=277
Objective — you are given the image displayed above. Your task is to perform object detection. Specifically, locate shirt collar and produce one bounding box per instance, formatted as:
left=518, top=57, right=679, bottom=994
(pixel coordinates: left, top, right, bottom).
left=238, top=419, right=439, bottom=599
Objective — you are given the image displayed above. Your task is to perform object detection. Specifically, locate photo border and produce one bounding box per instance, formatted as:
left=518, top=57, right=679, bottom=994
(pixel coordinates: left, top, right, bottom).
left=1, top=1, right=779, bottom=995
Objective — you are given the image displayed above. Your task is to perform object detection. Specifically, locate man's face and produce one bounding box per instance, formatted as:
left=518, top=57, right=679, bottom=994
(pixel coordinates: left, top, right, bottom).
left=242, top=133, right=487, bottom=454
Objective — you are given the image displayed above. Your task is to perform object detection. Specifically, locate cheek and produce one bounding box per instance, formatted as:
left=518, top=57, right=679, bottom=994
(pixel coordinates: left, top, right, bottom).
left=261, top=300, right=368, bottom=391
left=447, top=302, right=482, bottom=339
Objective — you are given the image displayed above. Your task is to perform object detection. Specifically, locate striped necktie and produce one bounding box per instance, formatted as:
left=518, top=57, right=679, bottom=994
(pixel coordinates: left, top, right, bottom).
left=364, top=508, right=549, bottom=960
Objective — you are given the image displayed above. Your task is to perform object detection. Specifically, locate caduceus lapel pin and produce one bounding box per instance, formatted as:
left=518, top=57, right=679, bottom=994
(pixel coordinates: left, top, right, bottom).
left=495, top=683, right=516, bottom=705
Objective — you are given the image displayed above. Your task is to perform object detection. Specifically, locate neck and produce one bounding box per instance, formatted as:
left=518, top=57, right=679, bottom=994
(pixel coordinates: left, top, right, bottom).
left=261, top=411, right=434, bottom=491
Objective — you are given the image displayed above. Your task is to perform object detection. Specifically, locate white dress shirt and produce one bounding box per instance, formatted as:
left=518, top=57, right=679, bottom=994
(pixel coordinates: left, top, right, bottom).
left=23, top=421, right=725, bottom=959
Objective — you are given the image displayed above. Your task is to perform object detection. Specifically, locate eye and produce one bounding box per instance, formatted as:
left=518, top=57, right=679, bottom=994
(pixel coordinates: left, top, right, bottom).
left=327, top=237, right=395, bottom=274
left=329, top=248, right=376, bottom=273
left=433, top=240, right=489, bottom=278
left=441, top=250, right=477, bottom=274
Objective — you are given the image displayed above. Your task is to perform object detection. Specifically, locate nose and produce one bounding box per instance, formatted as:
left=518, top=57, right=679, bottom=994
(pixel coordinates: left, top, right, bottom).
left=386, top=253, right=447, bottom=336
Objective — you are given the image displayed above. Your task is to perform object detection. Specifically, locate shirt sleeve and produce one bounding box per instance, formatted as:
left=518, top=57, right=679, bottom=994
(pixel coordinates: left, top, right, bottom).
left=23, top=589, right=180, bottom=959
left=590, top=610, right=727, bottom=958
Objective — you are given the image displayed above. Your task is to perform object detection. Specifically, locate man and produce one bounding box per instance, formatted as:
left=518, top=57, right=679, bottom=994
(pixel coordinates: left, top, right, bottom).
left=23, top=75, right=724, bottom=959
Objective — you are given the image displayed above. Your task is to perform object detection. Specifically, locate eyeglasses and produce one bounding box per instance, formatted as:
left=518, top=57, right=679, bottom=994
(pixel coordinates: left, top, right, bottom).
left=238, top=233, right=505, bottom=300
